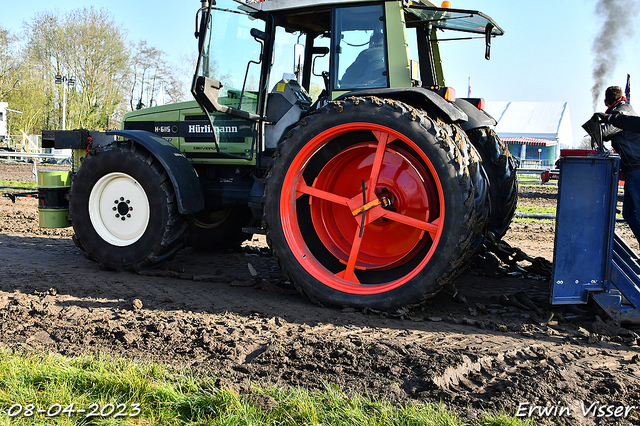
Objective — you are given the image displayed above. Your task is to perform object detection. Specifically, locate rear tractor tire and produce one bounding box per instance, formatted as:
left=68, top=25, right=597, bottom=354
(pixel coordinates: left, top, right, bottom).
left=186, top=207, right=253, bottom=251
left=264, top=96, right=483, bottom=310
left=467, top=127, right=518, bottom=239
left=68, top=142, right=187, bottom=270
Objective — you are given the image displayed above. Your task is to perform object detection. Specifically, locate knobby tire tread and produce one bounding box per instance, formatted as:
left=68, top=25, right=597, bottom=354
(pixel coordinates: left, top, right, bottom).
left=467, top=127, right=518, bottom=239
left=264, top=96, right=481, bottom=311
left=68, top=142, right=187, bottom=271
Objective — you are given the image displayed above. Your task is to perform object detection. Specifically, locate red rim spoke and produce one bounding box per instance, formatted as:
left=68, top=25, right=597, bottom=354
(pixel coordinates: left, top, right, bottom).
left=380, top=209, right=439, bottom=238
left=336, top=228, right=365, bottom=283
left=280, top=122, right=446, bottom=295
left=367, top=131, right=392, bottom=199
left=296, top=181, right=351, bottom=206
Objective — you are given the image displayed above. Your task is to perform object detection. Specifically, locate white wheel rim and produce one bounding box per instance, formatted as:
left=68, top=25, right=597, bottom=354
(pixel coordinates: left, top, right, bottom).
left=89, top=172, right=150, bottom=246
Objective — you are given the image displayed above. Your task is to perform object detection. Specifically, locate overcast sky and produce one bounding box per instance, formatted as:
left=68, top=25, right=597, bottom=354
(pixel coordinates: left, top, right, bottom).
left=3, top=0, right=640, bottom=145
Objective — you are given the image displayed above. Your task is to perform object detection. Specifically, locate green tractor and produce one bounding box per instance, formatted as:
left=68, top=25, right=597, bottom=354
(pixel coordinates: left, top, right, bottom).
left=43, top=0, right=517, bottom=310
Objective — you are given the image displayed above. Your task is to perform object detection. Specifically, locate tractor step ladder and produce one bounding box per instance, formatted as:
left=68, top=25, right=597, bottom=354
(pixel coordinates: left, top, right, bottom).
left=598, top=234, right=640, bottom=324
left=551, top=152, right=640, bottom=324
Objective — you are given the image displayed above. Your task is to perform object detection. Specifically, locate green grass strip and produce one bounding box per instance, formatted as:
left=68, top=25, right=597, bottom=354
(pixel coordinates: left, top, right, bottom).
left=512, top=218, right=555, bottom=224
left=518, top=183, right=556, bottom=189
left=0, top=349, right=531, bottom=425
left=515, top=206, right=556, bottom=215
left=0, top=180, right=37, bottom=189
left=516, top=205, right=622, bottom=219
left=516, top=176, right=541, bottom=182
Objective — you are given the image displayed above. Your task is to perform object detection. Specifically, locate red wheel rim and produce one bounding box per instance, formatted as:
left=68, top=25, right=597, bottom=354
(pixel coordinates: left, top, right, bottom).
left=280, top=123, right=445, bottom=294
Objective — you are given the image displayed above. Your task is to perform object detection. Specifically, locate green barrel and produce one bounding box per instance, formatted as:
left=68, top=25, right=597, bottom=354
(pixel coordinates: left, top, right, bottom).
left=37, top=170, right=72, bottom=228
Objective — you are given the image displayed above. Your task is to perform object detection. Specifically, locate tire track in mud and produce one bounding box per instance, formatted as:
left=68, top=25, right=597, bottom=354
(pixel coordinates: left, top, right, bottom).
left=1, top=235, right=638, bottom=426
left=1, top=165, right=640, bottom=424
left=429, top=342, right=640, bottom=400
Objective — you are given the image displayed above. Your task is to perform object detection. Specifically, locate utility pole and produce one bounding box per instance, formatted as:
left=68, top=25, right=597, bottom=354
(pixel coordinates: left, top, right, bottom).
left=55, top=74, right=76, bottom=130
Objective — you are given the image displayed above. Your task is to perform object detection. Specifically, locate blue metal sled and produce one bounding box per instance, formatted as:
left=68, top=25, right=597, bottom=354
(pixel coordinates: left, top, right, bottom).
left=551, top=153, right=640, bottom=324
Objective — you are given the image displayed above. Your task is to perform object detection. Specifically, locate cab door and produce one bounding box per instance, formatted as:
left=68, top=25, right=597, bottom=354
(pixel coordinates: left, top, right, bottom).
left=191, top=0, right=268, bottom=163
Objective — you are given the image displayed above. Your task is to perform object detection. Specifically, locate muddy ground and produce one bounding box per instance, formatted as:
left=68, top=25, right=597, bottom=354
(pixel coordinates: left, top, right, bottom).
left=1, top=162, right=639, bottom=425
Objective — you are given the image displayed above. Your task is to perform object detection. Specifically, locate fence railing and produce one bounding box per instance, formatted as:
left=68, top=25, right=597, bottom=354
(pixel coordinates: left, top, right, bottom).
left=0, top=151, right=71, bottom=161
left=518, top=159, right=555, bottom=169
left=1, top=134, right=42, bottom=153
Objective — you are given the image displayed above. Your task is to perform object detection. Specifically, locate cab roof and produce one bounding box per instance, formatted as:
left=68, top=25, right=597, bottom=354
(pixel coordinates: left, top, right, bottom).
left=240, top=0, right=391, bottom=12
left=236, top=0, right=503, bottom=36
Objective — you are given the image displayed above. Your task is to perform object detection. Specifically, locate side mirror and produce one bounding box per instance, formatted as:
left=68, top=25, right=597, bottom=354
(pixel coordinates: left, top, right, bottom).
left=485, top=23, right=494, bottom=60
left=251, top=28, right=267, bottom=42
left=294, top=43, right=304, bottom=81
left=312, top=46, right=330, bottom=79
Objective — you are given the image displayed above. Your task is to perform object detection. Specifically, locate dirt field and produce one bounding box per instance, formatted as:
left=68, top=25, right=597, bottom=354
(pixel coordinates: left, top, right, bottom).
left=1, top=162, right=639, bottom=425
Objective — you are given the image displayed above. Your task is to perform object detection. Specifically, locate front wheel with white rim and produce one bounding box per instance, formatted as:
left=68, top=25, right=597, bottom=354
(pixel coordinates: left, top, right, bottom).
left=89, top=172, right=150, bottom=247
left=69, top=142, right=187, bottom=270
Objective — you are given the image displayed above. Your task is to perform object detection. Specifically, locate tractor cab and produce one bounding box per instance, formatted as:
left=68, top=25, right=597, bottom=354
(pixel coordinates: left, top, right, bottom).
left=192, top=0, right=504, bottom=157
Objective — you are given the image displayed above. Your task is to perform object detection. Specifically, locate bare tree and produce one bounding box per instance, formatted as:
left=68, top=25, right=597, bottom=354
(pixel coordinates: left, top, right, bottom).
left=1, top=23, right=56, bottom=136
left=0, top=26, right=21, bottom=101
left=127, top=40, right=189, bottom=111
left=26, top=7, right=129, bottom=130
left=6, top=8, right=192, bottom=134
left=577, top=135, right=594, bottom=149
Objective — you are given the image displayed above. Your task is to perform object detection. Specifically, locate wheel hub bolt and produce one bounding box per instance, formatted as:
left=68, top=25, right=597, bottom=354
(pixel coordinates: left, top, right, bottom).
left=112, top=197, right=133, bottom=221
left=380, top=196, right=393, bottom=209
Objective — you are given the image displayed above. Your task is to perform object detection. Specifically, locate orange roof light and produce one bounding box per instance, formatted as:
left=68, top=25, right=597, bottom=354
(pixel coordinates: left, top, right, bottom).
left=441, top=1, right=452, bottom=8
left=444, top=87, right=456, bottom=101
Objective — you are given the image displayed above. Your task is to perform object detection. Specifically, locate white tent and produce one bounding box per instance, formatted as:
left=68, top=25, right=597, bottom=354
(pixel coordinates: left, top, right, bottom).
left=485, top=102, right=574, bottom=167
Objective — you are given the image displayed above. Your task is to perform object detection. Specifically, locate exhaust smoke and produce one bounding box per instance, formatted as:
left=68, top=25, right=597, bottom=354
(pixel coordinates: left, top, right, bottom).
left=591, top=0, right=639, bottom=110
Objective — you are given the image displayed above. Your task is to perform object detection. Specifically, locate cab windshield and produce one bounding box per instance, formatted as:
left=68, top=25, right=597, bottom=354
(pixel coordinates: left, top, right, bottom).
left=197, top=0, right=265, bottom=115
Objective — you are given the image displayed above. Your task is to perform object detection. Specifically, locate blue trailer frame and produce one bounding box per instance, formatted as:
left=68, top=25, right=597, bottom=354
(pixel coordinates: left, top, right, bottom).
left=551, top=153, right=640, bottom=324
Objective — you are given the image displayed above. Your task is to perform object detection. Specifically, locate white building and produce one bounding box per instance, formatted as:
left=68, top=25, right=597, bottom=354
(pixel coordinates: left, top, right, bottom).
left=0, top=102, right=7, bottom=141
left=485, top=102, right=574, bottom=168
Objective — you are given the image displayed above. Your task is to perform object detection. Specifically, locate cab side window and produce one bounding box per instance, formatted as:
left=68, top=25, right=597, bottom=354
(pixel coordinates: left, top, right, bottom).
left=334, top=5, right=388, bottom=90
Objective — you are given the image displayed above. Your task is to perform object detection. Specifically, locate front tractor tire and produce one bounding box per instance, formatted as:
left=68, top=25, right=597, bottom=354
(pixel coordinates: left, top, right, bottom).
left=69, top=142, right=187, bottom=270
left=265, top=97, right=480, bottom=310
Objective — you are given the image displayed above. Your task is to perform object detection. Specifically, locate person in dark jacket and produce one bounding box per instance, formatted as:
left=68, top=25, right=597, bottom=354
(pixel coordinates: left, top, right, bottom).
left=607, top=111, right=640, bottom=132
left=601, top=85, right=640, bottom=244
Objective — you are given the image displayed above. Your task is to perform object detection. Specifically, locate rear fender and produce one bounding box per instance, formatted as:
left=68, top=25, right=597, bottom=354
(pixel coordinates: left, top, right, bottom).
left=454, top=98, right=497, bottom=131
left=106, top=130, right=204, bottom=215
left=336, top=87, right=468, bottom=123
